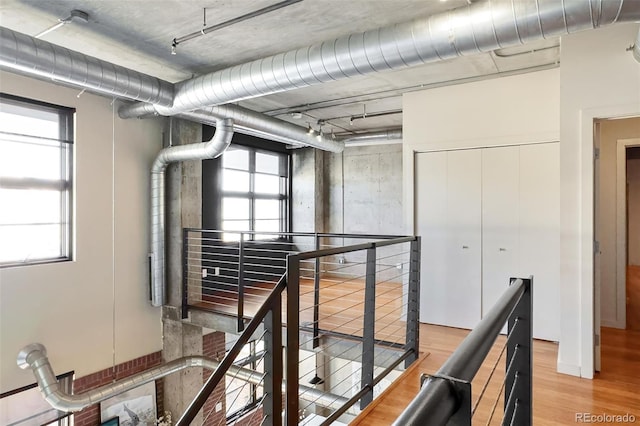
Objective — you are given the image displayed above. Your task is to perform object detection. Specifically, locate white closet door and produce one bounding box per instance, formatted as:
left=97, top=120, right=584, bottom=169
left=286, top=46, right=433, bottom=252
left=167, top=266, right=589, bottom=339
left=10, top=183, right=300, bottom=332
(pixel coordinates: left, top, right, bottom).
left=446, top=150, right=482, bottom=329
left=519, top=143, right=560, bottom=341
left=416, top=151, right=448, bottom=324
left=482, top=146, right=520, bottom=327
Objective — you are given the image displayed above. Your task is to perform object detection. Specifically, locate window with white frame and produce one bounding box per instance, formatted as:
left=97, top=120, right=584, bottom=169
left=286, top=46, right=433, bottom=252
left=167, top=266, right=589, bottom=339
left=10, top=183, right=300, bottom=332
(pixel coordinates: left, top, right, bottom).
left=220, top=145, right=289, bottom=241
left=0, top=94, right=74, bottom=267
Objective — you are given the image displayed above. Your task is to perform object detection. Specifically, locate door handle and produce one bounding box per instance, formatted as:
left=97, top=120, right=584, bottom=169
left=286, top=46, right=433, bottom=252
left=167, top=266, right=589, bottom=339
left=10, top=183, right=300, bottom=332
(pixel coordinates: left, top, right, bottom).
left=462, top=245, right=469, bottom=249
left=499, top=248, right=507, bottom=252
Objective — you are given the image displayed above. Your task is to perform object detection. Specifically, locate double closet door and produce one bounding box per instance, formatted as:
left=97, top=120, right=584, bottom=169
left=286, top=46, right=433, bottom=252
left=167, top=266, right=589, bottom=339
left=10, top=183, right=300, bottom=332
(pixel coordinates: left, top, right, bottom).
left=415, top=143, right=560, bottom=341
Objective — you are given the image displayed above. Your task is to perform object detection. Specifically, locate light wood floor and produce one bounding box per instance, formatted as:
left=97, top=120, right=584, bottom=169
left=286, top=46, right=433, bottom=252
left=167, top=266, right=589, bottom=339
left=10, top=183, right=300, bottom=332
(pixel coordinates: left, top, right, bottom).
left=353, top=325, right=640, bottom=425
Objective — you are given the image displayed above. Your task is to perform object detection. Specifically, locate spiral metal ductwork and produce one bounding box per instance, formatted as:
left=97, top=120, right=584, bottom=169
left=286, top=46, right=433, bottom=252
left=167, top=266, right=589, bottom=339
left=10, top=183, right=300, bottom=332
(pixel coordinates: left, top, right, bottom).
left=119, top=0, right=640, bottom=118
left=633, top=29, right=640, bottom=62
left=17, top=343, right=354, bottom=414
left=0, top=26, right=344, bottom=153
left=150, top=118, right=234, bottom=306
left=0, top=27, right=174, bottom=106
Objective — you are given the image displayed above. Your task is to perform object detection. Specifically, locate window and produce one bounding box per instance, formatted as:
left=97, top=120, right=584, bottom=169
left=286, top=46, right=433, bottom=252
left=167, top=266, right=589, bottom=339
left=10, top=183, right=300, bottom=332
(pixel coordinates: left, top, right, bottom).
left=220, top=145, right=289, bottom=241
left=0, top=94, right=74, bottom=267
left=226, top=339, right=264, bottom=422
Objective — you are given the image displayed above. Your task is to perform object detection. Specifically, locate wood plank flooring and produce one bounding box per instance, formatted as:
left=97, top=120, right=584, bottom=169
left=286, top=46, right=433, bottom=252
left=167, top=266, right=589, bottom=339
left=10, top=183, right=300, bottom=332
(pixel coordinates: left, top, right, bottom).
left=190, top=278, right=407, bottom=344
left=353, top=325, right=640, bottom=425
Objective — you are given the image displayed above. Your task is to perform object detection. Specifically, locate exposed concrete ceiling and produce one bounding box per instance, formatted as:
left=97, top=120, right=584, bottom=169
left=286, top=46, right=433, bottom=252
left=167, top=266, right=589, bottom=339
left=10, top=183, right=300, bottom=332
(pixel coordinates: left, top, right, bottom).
left=0, top=0, right=559, bottom=136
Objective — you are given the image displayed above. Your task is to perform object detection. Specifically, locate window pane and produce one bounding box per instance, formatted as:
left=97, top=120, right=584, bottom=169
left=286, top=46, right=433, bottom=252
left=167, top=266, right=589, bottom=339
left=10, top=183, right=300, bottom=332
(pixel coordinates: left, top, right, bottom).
left=255, top=199, right=279, bottom=220
left=0, top=137, right=64, bottom=180
left=254, top=173, right=280, bottom=195
left=0, top=107, right=59, bottom=139
left=0, top=224, right=63, bottom=263
left=223, top=198, right=249, bottom=220
left=0, top=189, right=62, bottom=225
left=222, top=169, right=250, bottom=192
left=255, top=152, right=280, bottom=175
left=222, top=220, right=250, bottom=232
left=222, top=147, right=249, bottom=170
left=255, top=220, right=279, bottom=232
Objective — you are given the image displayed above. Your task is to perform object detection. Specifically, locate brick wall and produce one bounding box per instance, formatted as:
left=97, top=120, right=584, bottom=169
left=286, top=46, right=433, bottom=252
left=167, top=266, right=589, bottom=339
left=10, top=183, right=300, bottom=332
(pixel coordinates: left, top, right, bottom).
left=202, top=331, right=227, bottom=426
left=73, top=352, right=163, bottom=426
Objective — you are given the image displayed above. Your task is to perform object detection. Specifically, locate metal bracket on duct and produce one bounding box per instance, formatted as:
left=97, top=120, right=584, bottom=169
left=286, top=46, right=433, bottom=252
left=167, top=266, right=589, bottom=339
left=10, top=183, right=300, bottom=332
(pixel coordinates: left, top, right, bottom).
left=150, top=118, right=233, bottom=306
left=17, top=343, right=357, bottom=415
left=118, top=0, right=640, bottom=119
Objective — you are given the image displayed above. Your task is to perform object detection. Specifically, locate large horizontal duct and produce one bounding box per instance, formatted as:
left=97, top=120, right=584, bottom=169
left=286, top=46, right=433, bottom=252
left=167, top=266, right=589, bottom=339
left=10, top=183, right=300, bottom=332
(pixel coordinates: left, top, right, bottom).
left=119, top=0, right=640, bottom=118
left=17, top=343, right=356, bottom=415
left=116, top=98, right=344, bottom=152
left=150, top=118, right=233, bottom=307
left=0, top=26, right=343, bottom=153
left=0, top=27, right=174, bottom=106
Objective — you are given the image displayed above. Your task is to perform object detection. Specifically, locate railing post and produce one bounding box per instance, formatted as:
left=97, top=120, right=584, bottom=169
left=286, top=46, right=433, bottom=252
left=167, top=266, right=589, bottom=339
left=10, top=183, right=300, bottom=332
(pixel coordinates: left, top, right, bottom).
left=264, top=288, right=283, bottom=426
left=405, top=237, right=420, bottom=367
left=313, top=233, right=321, bottom=349
left=181, top=229, right=189, bottom=319
left=505, top=277, right=532, bottom=426
left=237, top=233, right=245, bottom=332
left=286, top=254, right=300, bottom=426
left=360, top=245, right=377, bottom=409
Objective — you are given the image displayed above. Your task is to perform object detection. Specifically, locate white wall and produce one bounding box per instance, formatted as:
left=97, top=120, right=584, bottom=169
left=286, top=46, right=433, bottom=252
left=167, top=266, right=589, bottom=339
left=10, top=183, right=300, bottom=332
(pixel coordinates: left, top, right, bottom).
left=630, top=158, right=640, bottom=266
left=0, top=71, right=164, bottom=392
left=597, top=118, right=640, bottom=328
left=403, top=68, right=560, bottom=235
left=559, top=23, right=640, bottom=378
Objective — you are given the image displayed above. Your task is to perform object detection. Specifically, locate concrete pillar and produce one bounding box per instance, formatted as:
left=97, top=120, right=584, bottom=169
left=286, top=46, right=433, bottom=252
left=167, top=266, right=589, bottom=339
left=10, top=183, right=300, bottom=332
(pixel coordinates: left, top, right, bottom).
left=162, top=118, right=205, bottom=422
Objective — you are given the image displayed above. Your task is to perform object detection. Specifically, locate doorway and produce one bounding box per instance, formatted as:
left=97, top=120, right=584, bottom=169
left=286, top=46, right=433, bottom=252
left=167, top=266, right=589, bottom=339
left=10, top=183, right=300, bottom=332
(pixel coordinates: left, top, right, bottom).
left=594, top=117, right=640, bottom=373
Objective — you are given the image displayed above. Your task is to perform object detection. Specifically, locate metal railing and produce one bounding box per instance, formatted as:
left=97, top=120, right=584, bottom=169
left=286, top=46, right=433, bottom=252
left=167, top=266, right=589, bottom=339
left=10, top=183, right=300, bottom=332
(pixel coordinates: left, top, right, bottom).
left=180, top=229, right=421, bottom=425
left=394, top=277, right=532, bottom=426
left=287, top=236, right=421, bottom=425
left=177, top=275, right=286, bottom=425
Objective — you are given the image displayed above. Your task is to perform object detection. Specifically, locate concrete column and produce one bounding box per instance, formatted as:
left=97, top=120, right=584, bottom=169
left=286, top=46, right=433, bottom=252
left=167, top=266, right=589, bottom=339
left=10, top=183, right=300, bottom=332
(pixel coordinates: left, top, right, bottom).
left=162, top=118, right=205, bottom=422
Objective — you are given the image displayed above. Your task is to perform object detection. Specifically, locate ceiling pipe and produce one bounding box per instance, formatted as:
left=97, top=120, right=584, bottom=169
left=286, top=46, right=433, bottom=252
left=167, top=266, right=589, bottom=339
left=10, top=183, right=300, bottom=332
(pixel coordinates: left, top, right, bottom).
left=17, top=343, right=356, bottom=415
left=0, top=26, right=343, bottom=153
left=338, top=128, right=403, bottom=146
left=150, top=118, right=233, bottom=306
left=0, top=27, right=174, bottom=106
left=118, top=0, right=640, bottom=119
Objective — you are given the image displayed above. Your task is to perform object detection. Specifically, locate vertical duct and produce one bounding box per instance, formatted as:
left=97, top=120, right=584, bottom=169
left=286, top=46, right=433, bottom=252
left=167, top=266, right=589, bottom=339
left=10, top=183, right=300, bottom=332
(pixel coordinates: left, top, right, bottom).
left=150, top=118, right=234, bottom=307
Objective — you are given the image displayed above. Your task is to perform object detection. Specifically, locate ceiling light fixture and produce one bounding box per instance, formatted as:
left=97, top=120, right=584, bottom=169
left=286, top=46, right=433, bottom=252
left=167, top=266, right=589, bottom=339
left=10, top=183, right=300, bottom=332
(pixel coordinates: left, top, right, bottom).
left=35, top=9, right=89, bottom=39
left=171, top=0, right=303, bottom=51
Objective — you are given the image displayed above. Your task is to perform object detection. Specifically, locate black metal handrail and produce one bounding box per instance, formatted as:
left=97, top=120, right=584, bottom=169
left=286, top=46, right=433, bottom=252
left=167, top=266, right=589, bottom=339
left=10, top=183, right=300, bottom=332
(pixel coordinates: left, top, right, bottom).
left=393, top=277, right=532, bottom=426
left=176, top=275, right=286, bottom=425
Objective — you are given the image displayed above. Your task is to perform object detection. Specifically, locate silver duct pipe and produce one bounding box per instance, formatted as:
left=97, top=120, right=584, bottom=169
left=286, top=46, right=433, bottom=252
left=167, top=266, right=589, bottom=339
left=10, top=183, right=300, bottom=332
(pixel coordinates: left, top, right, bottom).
left=117, top=101, right=343, bottom=153
left=119, top=0, right=640, bottom=118
left=150, top=118, right=234, bottom=306
left=0, top=26, right=343, bottom=153
left=338, top=128, right=403, bottom=146
left=17, top=343, right=356, bottom=415
left=0, top=27, right=174, bottom=106
left=181, top=106, right=344, bottom=152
